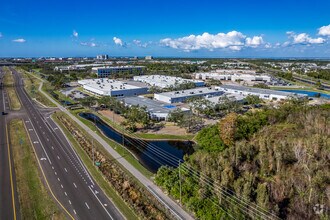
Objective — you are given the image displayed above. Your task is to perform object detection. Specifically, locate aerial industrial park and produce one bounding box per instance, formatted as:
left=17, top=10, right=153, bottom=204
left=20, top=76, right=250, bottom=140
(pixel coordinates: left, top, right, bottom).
left=1, top=0, right=330, bottom=219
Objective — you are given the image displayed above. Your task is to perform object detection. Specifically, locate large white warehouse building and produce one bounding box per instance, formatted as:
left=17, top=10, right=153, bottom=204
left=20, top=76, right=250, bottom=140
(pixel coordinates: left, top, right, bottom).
left=154, top=87, right=223, bottom=103
left=195, top=72, right=271, bottom=83
left=133, top=75, right=205, bottom=88
left=121, top=96, right=189, bottom=121
left=216, top=85, right=307, bottom=100
left=78, top=78, right=148, bottom=97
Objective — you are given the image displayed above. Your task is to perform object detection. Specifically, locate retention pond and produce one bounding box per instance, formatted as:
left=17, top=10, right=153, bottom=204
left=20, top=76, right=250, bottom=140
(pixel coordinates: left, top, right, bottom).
left=79, top=112, right=194, bottom=173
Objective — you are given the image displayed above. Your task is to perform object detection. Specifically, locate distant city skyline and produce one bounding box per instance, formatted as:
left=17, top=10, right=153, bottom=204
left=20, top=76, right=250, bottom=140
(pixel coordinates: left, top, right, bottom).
left=1, top=0, right=330, bottom=58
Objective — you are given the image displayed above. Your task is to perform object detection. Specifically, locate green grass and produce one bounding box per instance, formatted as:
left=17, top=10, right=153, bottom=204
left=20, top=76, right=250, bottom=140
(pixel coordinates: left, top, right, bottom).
left=18, top=68, right=57, bottom=107
left=3, top=70, right=21, bottom=110
left=6, top=88, right=21, bottom=110
left=69, top=109, right=153, bottom=178
left=10, top=119, right=65, bottom=220
left=52, top=113, right=138, bottom=219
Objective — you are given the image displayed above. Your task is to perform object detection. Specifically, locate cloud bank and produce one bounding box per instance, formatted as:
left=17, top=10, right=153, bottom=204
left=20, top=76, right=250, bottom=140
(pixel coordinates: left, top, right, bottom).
left=113, top=37, right=125, bottom=47
left=160, top=31, right=265, bottom=52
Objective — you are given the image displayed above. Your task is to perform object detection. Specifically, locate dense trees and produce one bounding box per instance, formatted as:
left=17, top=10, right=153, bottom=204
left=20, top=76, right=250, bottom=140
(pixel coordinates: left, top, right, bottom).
left=156, top=103, right=330, bottom=219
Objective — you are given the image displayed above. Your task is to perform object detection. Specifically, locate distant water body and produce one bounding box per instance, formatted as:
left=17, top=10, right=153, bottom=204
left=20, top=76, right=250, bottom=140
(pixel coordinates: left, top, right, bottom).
left=279, top=90, right=330, bottom=99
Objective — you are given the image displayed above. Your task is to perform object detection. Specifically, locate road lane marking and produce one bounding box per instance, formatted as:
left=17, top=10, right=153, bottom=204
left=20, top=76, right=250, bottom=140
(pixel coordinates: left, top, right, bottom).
left=6, top=122, right=17, bottom=220
left=73, top=210, right=76, bottom=215
left=64, top=168, right=68, bottom=173
left=69, top=200, right=71, bottom=205
left=85, top=202, right=90, bottom=209
left=57, top=156, right=60, bottom=160
left=22, top=121, right=74, bottom=219
left=64, top=192, right=67, bottom=196
left=57, top=178, right=60, bottom=182
left=54, top=172, right=57, bottom=175
left=26, top=119, right=52, bottom=165
left=73, top=183, right=77, bottom=188
left=61, top=184, right=63, bottom=188
left=88, top=186, right=114, bottom=220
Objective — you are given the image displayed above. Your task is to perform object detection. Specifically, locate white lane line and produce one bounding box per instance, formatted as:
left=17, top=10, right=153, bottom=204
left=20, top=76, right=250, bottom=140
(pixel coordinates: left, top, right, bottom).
left=73, top=183, right=77, bottom=188
left=68, top=200, right=71, bottom=205
left=52, top=166, right=54, bottom=170
left=61, top=184, right=63, bottom=188
left=88, top=186, right=114, bottom=220
left=64, top=192, right=67, bottom=196
left=85, top=202, right=90, bottom=209
left=57, top=156, right=60, bottom=160
left=54, top=172, right=57, bottom=175
left=57, top=178, right=60, bottom=182
left=64, top=168, right=68, bottom=173
left=26, top=119, right=52, bottom=165
left=73, top=209, right=76, bottom=215
left=51, top=146, right=54, bottom=150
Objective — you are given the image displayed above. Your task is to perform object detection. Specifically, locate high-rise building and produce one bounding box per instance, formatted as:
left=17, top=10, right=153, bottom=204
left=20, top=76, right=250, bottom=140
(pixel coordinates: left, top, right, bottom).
left=96, top=54, right=109, bottom=60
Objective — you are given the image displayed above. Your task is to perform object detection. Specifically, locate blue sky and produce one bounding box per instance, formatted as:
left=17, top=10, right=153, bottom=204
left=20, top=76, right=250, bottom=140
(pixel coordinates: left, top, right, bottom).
left=1, top=0, right=330, bottom=58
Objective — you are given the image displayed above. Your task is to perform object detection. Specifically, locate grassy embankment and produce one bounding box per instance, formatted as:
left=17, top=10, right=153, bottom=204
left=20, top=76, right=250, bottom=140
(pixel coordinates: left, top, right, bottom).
left=3, top=67, right=21, bottom=110
left=18, top=68, right=57, bottom=107
left=10, top=119, right=65, bottom=219
left=52, top=111, right=143, bottom=219
left=70, top=109, right=153, bottom=178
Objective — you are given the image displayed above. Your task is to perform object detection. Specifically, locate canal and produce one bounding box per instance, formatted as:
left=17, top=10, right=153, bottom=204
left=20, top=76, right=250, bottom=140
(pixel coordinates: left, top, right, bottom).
left=79, top=112, right=194, bottom=173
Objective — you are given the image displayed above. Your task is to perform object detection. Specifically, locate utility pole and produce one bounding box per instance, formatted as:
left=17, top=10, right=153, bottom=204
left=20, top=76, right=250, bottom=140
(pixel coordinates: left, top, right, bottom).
left=92, top=138, right=95, bottom=166
left=179, top=160, right=182, bottom=205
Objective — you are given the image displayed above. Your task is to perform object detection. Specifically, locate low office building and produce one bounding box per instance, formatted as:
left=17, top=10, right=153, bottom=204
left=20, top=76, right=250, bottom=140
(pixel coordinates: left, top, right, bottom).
left=216, top=85, right=307, bottom=100
left=77, top=78, right=148, bottom=97
left=195, top=72, right=271, bottom=83
left=121, top=96, right=189, bottom=121
left=133, top=75, right=205, bottom=88
left=92, top=66, right=145, bottom=78
left=154, top=87, right=223, bottom=104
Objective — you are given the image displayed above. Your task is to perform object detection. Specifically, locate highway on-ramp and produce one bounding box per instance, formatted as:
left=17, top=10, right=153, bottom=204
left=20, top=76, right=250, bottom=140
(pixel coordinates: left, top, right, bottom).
left=11, top=67, right=124, bottom=220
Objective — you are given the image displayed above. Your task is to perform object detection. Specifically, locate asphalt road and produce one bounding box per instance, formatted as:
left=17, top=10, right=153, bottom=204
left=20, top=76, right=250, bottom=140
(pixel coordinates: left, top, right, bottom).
left=0, top=67, right=20, bottom=220
left=11, top=68, right=124, bottom=220
left=30, top=72, right=194, bottom=219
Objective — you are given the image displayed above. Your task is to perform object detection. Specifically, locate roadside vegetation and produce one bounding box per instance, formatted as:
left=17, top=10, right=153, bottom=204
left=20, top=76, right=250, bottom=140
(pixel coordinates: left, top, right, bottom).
left=155, top=101, right=330, bottom=219
left=10, top=119, right=65, bottom=219
left=17, top=68, right=56, bottom=107
left=3, top=67, right=21, bottom=110
left=53, top=111, right=176, bottom=220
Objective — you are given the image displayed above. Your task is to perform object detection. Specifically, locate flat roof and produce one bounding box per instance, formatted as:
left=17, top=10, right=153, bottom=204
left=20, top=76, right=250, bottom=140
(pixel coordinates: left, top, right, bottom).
left=79, top=78, right=146, bottom=92
left=219, top=85, right=307, bottom=97
left=92, top=66, right=145, bottom=70
left=133, top=75, right=204, bottom=88
left=156, top=87, right=222, bottom=98
left=121, top=96, right=188, bottom=114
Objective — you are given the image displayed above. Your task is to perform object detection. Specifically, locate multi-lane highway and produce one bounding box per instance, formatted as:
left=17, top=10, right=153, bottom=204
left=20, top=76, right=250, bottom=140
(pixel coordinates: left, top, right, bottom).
left=9, top=67, right=124, bottom=220
left=0, top=67, right=20, bottom=220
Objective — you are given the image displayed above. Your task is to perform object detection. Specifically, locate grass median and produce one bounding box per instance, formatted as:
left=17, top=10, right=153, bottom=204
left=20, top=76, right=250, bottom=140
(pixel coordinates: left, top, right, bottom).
left=9, top=119, right=65, bottom=219
left=3, top=69, right=21, bottom=110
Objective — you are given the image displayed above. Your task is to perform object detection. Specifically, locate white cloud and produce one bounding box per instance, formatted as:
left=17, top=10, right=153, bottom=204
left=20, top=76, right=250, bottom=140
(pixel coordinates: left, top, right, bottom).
left=80, top=42, right=97, bottom=47
left=318, top=24, right=330, bottom=36
left=12, top=38, right=26, bottom=43
left=245, top=36, right=264, bottom=47
left=113, top=37, right=125, bottom=47
left=73, top=30, right=78, bottom=38
left=160, top=31, right=265, bottom=52
left=133, top=39, right=148, bottom=48
left=287, top=32, right=325, bottom=45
